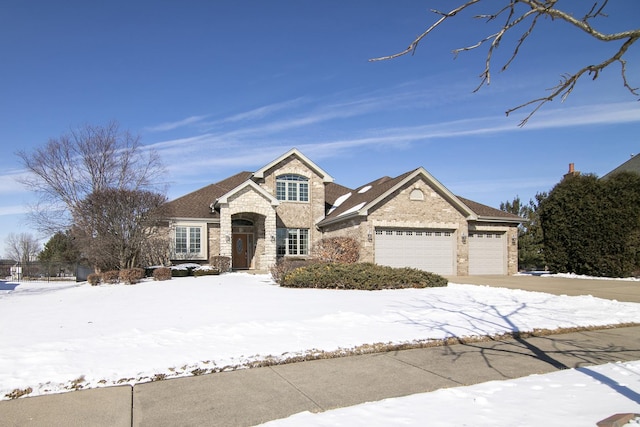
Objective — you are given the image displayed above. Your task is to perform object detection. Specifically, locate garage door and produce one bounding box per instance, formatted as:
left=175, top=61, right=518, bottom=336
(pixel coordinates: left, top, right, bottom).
left=468, top=232, right=506, bottom=275
left=375, top=228, right=455, bottom=275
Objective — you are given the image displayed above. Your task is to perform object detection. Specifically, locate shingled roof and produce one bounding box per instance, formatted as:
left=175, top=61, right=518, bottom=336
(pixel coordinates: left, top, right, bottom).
left=165, top=171, right=253, bottom=219
left=320, top=170, right=417, bottom=224
left=319, top=169, right=522, bottom=226
left=456, top=196, right=522, bottom=222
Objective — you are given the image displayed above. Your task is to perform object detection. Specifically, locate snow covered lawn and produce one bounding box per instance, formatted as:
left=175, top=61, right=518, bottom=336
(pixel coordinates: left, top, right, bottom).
left=1, top=273, right=639, bottom=402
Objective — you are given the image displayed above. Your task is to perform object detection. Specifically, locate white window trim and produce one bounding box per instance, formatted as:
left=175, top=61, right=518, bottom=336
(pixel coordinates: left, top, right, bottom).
left=276, top=228, right=309, bottom=256
left=276, top=174, right=309, bottom=202
left=171, top=222, right=207, bottom=260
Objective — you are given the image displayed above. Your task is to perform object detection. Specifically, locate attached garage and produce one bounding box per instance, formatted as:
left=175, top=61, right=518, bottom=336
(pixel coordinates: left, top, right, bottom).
left=468, top=232, right=507, bottom=275
left=374, top=228, right=455, bottom=275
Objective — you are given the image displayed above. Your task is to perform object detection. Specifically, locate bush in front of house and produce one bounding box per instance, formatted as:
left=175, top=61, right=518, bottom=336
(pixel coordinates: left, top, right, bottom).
left=311, top=236, right=360, bottom=264
left=170, top=263, right=200, bottom=277
left=210, top=256, right=231, bottom=273
left=152, top=267, right=172, bottom=281
left=193, top=265, right=220, bottom=276
left=119, top=268, right=145, bottom=284
left=270, top=257, right=320, bottom=285
left=280, top=262, right=448, bottom=290
left=101, top=270, right=120, bottom=284
left=87, top=273, right=101, bottom=286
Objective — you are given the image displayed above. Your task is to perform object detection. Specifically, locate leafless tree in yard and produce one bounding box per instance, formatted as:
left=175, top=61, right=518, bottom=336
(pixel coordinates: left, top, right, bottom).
left=4, top=232, right=41, bottom=264
left=16, top=121, right=167, bottom=234
left=370, top=0, right=639, bottom=125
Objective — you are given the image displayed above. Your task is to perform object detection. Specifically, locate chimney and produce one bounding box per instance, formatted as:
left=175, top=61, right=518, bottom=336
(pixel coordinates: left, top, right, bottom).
left=563, top=163, right=580, bottom=180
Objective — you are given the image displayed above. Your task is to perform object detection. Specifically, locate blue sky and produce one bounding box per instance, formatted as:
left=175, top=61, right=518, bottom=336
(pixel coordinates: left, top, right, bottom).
left=1, top=1, right=639, bottom=255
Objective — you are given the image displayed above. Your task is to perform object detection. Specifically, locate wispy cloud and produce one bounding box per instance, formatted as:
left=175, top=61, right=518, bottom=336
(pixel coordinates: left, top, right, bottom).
left=205, top=98, right=308, bottom=126
left=144, top=115, right=210, bottom=132
left=0, top=205, right=31, bottom=216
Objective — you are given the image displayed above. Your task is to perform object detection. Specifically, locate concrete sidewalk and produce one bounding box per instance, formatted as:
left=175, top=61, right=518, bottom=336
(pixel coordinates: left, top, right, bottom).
left=3, top=325, right=640, bottom=427
left=3, top=275, right=640, bottom=426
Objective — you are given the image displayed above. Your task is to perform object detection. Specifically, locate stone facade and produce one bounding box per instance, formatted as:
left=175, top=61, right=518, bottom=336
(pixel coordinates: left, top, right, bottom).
left=164, top=149, right=522, bottom=275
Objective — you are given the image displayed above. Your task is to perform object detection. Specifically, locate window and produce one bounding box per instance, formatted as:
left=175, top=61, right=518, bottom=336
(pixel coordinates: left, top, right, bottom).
left=276, top=174, right=309, bottom=202
left=276, top=228, right=309, bottom=256
left=410, top=188, right=424, bottom=201
left=174, top=226, right=201, bottom=255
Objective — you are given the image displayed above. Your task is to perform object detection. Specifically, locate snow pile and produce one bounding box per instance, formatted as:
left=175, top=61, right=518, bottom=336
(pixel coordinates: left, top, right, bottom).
left=1, top=273, right=639, bottom=401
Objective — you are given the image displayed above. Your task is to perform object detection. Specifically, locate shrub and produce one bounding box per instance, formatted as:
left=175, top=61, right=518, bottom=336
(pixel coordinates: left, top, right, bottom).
left=311, top=237, right=360, bottom=264
left=270, top=257, right=319, bottom=285
left=280, top=262, right=448, bottom=290
left=193, top=265, right=220, bottom=276
left=87, top=273, right=101, bottom=286
left=101, top=270, right=120, bottom=284
left=152, top=267, right=172, bottom=281
left=171, top=263, right=199, bottom=277
left=210, top=256, right=231, bottom=273
left=119, top=268, right=145, bottom=284
left=171, top=268, right=190, bottom=277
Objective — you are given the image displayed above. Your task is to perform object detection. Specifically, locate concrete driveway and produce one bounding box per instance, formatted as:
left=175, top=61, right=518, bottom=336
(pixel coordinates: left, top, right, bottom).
left=446, top=274, right=640, bottom=303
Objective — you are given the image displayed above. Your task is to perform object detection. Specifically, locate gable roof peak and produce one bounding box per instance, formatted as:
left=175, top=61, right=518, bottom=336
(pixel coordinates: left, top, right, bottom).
left=253, top=148, right=334, bottom=183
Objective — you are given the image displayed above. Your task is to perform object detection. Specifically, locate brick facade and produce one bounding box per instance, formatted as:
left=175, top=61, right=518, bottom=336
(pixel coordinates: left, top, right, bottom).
left=164, top=149, right=521, bottom=275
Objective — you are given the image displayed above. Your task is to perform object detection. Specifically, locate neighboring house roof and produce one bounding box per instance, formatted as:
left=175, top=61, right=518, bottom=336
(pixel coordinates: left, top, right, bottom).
left=602, top=153, right=640, bottom=179
left=253, top=148, right=334, bottom=183
left=165, top=171, right=253, bottom=219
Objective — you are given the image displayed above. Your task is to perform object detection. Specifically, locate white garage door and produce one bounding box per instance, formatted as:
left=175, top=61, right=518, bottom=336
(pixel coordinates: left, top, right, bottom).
left=468, top=232, right=506, bottom=275
left=375, top=228, right=455, bottom=275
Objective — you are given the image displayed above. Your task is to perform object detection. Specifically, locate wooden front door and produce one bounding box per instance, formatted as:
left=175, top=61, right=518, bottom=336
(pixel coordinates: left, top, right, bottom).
left=232, top=234, right=249, bottom=269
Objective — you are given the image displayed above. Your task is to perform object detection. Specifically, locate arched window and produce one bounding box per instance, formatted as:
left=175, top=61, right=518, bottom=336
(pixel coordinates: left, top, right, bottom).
left=276, top=174, right=309, bottom=202
left=410, top=188, right=424, bottom=201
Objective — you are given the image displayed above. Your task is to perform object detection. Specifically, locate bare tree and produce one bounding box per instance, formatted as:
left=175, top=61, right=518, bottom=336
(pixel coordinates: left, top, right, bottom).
left=5, top=232, right=41, bottom=264
left=72, top=188, right=169, bottom=271
left=16, top=121, right=167, bottom=234
left=370, top=0, right=639, bottom=125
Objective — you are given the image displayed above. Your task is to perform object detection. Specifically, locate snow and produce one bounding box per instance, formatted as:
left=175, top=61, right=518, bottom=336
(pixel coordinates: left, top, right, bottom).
left=1, top=273, right=639, bottom=425
left=327, top=192, right=351, bottom=214
left=338, top=201, right=366, bottom=217
left=259, top=360, right=640, bottom=427
left=357, top=185, right=372, bottom=194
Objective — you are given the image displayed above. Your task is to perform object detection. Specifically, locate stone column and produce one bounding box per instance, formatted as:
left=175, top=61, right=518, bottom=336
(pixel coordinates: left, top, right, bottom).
left=263, top=209, right=277, bottom=268
left=219, top=205, right=232, bottom=260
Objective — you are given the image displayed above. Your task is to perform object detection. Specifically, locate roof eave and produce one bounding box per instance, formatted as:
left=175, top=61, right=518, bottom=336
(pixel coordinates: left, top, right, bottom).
left=317, top=212, right=363, bottom=228
left=473, top=216, right=523, bottom=224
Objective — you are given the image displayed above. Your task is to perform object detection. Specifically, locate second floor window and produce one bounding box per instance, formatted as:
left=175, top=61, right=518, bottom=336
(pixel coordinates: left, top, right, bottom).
left=276, top=174, right=309, bottom=202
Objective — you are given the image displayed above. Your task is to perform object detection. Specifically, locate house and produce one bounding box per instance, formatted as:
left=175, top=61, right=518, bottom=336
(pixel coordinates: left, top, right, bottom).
left=164, top=148, right=522, bottom=275
left=601, top=153, right=640, bottom=179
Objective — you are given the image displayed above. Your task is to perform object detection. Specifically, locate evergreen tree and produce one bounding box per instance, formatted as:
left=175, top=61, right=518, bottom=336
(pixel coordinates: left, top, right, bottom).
left=39, top=231, right=81, bottom=264
left=540, top=172, right=640, bottom=277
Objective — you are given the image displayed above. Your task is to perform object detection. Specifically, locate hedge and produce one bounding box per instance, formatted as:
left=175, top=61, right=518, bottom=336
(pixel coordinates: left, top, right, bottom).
left=280, top=262, right=447, bottom=290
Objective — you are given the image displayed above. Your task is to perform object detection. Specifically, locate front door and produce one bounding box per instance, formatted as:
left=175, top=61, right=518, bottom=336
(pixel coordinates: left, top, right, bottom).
left=232, top=234, right=249, bottom=269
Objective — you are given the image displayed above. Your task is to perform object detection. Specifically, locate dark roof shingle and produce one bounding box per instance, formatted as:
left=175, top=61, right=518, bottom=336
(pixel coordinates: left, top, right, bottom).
left=165, top=171, right=253, bottom=219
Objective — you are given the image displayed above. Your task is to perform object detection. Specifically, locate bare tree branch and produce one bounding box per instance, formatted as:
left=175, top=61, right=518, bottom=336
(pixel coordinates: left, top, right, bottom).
left=16, top=121, right=167, bottom=233
left=369, top=0, right=640, bottom=125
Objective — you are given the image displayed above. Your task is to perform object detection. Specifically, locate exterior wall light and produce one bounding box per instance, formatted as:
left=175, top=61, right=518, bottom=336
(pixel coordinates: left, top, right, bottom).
left=461, top=233, right=467, bottom=244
